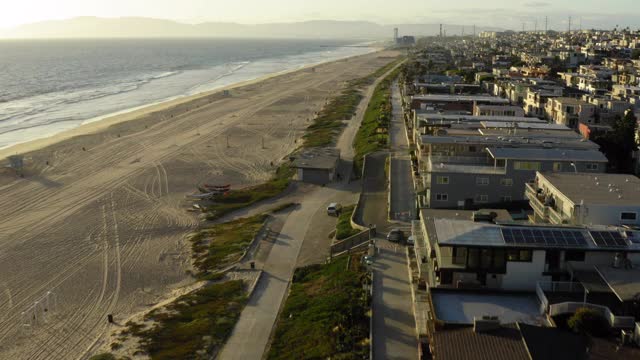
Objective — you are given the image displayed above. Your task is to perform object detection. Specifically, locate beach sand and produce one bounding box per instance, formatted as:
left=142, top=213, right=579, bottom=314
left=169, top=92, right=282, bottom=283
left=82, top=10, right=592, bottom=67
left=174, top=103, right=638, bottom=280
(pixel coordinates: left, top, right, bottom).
left=0, top=49, right=400, bottom=359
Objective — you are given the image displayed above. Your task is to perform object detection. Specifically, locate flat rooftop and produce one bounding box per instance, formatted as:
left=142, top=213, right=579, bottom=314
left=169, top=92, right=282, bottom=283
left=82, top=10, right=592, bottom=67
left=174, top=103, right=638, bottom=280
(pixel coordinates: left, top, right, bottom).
left=595, top=265, right=640, bottom=302
left=420, top=134, right=599, bottom=149
left=420, top=209, right=513, bottom=223
left=480, top=122, right=570, bottom=131
left=417, top=114, right=543, bottom=123
left=431, top=291, right=545, bottom=325
left=487, top=148, right=608, bottom=162
left=428, top=218, right=640, bottom=251
left=552, top=97, right=591, bottom=106
left=477, top=104, right=524, bottom=111
left=413, top=95, right=510, bottom=103
left=290, top=148, right=340, bottom=170
left=538, top=172, right=640, bottom=206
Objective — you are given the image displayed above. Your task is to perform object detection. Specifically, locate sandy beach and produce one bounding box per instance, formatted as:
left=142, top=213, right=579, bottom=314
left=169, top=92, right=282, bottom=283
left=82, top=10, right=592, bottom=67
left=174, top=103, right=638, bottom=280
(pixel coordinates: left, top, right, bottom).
left=0, top=49, right=400, bottom=359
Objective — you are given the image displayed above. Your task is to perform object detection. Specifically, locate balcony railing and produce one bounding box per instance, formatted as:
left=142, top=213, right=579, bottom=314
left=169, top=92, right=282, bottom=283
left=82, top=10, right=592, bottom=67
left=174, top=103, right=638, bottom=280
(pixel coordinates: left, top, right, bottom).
left=525, top=183, right=549, bottom=218
left=548, top=206, right=567, bottom=224
left=536, top=281, right=636, bottom=329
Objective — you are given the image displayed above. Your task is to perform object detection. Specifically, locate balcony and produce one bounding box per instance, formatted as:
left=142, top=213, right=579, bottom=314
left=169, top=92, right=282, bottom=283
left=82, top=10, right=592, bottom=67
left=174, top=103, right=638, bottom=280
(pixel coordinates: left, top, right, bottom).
left=525, top=183, right=569, bottom=224
left=525, top=183, right=548, bottom=219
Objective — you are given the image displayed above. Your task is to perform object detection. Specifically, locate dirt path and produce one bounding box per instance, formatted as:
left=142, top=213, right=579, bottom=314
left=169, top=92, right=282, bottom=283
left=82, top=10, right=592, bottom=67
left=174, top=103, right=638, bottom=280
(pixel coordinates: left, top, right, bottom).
left=0, top=50, right=400, bottom=359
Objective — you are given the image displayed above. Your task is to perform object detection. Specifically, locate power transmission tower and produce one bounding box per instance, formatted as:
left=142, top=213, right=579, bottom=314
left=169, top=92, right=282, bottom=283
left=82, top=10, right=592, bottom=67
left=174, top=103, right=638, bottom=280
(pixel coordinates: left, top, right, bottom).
left=545, top=16, right=548, bottom=32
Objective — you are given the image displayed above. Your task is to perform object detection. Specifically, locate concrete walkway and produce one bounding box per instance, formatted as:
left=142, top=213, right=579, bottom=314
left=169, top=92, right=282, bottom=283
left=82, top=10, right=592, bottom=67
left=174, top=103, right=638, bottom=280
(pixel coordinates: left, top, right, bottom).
left=373, top=242, right=418, bottom=360
left=219, top=185, right=331, bottom=359
left=219, top=61, right=405, bottom=360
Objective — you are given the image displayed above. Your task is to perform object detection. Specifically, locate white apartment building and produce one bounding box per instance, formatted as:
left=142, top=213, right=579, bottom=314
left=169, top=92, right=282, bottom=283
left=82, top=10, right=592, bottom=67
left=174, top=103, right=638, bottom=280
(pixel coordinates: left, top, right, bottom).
left=526, top=172, right=640, bottom=226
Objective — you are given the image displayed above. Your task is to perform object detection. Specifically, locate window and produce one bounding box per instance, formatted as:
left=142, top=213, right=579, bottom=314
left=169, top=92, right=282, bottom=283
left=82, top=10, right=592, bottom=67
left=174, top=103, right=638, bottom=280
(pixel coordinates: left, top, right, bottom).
left=436, top=176, right=450, bottom=185
left=507, top=249, right=532, bottom=262
left=469, top=146, right=477, bottom=152
left=500, top=196, right=513, bottom=203
left=553, top=162, right=563, bottom=172
left=475, top=194, right=489, bottom=203
left=500, top=178, right=513, bottom=186
left=585, top=163, right=599, bottom=171
left=435, top=193, right=448, bottom=201
left=514, top=161, right=541, bottom=171
left=452, top=247, right=467, bottom=265
left=565, top=251, right=585, bottom=262
left=621, top=212, right=637, bottom=221
left=476, top=177, right=489, bottom=186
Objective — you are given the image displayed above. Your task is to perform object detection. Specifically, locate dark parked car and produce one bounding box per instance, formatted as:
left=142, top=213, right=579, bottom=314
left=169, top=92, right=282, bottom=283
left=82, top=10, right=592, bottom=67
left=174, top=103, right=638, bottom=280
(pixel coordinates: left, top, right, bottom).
left=387, top=228, right=404, bottom=243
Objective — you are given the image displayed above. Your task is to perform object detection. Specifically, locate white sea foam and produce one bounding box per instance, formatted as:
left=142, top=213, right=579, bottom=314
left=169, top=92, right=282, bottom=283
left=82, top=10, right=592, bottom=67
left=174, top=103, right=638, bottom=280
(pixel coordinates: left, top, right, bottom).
left=0, top=43, right=376, bottom=150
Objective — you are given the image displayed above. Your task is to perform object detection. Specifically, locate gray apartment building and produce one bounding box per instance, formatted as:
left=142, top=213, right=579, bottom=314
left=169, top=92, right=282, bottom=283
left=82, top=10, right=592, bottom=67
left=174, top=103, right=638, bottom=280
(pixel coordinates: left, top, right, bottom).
left=415, top=116, right=608, bottom=209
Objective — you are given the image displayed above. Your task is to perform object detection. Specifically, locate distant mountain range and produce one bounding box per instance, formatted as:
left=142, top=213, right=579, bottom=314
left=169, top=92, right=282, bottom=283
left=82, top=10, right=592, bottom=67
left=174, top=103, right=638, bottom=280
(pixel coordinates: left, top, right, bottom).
left=0, top=17, right=504, bottom=39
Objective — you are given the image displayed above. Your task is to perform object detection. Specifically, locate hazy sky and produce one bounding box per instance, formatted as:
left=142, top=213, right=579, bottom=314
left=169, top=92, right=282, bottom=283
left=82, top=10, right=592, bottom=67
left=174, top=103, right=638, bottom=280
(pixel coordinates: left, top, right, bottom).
left=2, top=0, right=639, bottom=29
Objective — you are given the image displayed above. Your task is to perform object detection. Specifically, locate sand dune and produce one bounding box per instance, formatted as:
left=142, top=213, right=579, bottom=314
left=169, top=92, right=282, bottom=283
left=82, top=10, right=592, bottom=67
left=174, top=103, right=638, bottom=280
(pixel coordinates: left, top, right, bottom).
left=0, top=50, right=400, bottom=359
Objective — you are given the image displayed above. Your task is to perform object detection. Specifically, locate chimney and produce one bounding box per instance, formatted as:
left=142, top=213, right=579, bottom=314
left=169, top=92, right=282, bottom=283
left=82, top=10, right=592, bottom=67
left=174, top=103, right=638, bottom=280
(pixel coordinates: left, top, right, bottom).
left=474, top=316, right=501, bottom=332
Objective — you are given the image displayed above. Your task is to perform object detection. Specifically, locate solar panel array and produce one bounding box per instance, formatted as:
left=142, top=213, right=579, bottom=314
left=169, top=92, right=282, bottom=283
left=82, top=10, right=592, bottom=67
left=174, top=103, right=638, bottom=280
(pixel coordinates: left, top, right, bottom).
left=501, top=228, right=588, bottom=247
left=589, top=231, right=628, bottom=248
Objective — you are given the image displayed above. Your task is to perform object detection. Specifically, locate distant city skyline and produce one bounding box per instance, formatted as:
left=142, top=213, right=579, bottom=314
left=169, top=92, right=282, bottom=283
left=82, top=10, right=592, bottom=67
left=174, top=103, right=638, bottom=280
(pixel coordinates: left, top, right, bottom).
left=1, top=0, right=640, bottom=31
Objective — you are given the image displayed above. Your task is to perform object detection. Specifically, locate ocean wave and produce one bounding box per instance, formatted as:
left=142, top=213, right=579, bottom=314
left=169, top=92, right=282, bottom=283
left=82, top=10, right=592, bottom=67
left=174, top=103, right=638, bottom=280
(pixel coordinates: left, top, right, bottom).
left=0, top=70, right=182, bottom=124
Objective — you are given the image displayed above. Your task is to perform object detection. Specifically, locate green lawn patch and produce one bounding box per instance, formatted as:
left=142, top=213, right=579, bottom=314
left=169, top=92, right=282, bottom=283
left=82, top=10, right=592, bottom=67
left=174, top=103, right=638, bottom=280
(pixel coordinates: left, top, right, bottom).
left=267, top=254, right=371, bottom=359
left=190, top=214, right=267, bottom=277
left=125, top=280, right=247, bottom=360
left=205, top=164, right=294, bottom=221
left=353, top=65, right=402, bottom=175
left=335, top=204, right=360, bottom=240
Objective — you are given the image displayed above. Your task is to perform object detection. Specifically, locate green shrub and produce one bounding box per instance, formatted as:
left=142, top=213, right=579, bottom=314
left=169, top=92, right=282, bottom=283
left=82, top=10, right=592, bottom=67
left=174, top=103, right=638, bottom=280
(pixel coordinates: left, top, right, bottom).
left=206, top=164, right=294, bottom=220
left=567, top=307, right=610, bottom=337
left=268, top=255, right=370, bottom=359
left=335, top=205, right=360, bottom=240
left=190, top=214, right=267, bottom=276
left=126, top=281, right=247, bottom=360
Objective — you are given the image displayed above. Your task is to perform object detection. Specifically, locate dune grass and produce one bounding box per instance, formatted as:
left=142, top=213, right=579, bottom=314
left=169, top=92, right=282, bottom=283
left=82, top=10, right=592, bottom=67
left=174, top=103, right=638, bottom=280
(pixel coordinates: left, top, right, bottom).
left=267, top=254, right=371, bottom=360
left=303, top=57, right=404, bottom=149
left=88, top=354, right=116, bottom=360
left=303, top=88, right=364, bottom=148
left=205, top=164, right=294, bottom=221
left=123, top=280, right=247, bottom=360
left=335, top=204, right=360, bottom=240
left=353, top=65, right=402, bottom=175
left=190, top=214, right=267, bottom=277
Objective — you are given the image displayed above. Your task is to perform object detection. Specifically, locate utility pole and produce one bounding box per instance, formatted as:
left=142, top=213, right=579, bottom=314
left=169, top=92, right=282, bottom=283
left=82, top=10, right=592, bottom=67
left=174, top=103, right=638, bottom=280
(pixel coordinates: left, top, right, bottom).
left=545, top=16, right=548, bottom=33
left=440, top=24, right=443, bottom=37
left=568, top=16, right=572, bottom=33
left=579, top=16, right=582, bottom=32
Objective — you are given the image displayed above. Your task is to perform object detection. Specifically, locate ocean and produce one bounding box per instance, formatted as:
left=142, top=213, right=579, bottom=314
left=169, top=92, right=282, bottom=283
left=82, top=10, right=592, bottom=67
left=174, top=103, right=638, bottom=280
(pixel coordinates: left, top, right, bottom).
left=0, top=38, right=376, bottom=149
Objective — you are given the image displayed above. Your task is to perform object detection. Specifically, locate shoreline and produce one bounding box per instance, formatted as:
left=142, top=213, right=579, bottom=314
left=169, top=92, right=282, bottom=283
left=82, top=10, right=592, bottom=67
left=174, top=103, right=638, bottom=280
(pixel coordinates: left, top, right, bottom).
left=0, top=49, right=401, bottom=359
left=0, top=47, right=383, bottom=161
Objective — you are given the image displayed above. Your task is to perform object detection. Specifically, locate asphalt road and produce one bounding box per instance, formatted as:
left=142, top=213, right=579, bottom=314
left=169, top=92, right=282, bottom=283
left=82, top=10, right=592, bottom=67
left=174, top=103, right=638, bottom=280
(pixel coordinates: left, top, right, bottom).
left=389, top=82, right=416, bottom=222
left=363, top=81, right=417, bottom=360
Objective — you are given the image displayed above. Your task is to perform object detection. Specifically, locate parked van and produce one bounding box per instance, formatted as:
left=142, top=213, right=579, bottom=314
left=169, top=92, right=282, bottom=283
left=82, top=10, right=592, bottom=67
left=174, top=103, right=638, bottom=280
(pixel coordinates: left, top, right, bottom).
left=327, top=203, right=342, bottom=216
